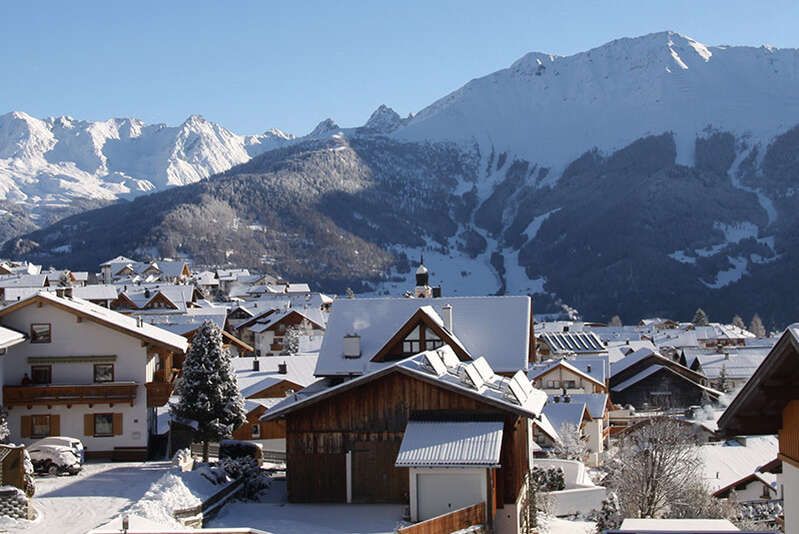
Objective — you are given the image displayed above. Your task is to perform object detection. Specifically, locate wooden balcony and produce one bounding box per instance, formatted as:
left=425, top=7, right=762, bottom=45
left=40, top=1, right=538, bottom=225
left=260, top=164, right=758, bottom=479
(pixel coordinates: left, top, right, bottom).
left=3, top=382, right=137, bottom=408
left=145, top=380, right=174, bottom=407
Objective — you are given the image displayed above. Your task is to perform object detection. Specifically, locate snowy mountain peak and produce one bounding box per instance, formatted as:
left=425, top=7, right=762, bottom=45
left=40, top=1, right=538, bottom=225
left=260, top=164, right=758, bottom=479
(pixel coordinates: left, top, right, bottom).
left=309, top=118, right=340, bottom=137
left=363, top=105, right=406, bottom=133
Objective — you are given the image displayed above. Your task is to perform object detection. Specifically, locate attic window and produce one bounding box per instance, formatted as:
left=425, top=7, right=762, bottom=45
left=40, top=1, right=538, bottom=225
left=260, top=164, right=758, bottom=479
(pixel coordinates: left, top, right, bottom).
left=401, top=325, right=444, bottom=355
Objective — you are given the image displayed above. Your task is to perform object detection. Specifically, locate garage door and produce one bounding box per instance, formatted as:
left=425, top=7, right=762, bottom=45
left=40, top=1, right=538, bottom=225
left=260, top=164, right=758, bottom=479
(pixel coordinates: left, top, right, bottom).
left=417, top=471, right=484, bottom=521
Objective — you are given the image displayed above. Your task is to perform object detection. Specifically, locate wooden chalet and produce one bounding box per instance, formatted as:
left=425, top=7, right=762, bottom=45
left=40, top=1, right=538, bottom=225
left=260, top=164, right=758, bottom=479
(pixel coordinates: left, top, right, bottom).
left=718, top=324, right=799, bottom=533
left=263, top=347, right=546, bottom=533
left=609, top=348, right=721, bottom=409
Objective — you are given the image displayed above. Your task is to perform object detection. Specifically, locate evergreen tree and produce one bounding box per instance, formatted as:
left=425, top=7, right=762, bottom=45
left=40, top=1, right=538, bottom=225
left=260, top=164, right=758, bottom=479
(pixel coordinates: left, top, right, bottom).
left=750, top=314, right=766, bottom=338
left=609, top=315, right=623, bottom=327
left=345, top=287, right=356, bottom=299
left=0, top=407, right=9, bottom=443
left=283, top=325, right=301, bottom=355
left=731, top=315, right=745, bottom=330
left=172, top=321, right=246, bottom=461
left=692, top=308, right=709, bottom=326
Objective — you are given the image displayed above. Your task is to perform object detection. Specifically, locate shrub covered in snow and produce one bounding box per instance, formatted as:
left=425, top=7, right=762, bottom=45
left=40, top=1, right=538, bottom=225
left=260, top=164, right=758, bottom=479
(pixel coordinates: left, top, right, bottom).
left=219, top=457, right=271, bottom=500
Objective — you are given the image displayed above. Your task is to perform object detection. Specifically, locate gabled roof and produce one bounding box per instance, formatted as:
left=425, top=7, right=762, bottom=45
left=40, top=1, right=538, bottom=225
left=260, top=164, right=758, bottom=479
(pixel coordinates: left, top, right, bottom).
left=569, top=393, right=609, bottom=419
left=0, top=292, right=187, bottom=352
left=100, top=255, right=137, bottom=267
left=0, top=326, right=25, bottom=349
left=395, top=420, right=503, bottom=467
left=264, top=346, right=546, bottom=422
left=314, top=296, right=531, bottom=376
left=611, top=365, right=721, bottom=398
left=233, top=355, right=319, bottom=399
left=529, top=358, right=605, bottom=388
left=718, top=324, right=799, bottom=436
left=370, top=305, right=469, bottom=363
left=533, top=414, right=561, bottom=443
left=542, top=400, right=591, bottom=431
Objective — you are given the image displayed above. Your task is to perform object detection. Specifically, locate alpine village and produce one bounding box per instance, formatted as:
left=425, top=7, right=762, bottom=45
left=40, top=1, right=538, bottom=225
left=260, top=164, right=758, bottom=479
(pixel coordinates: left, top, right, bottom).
left=2, top=6, right=799, bottom=534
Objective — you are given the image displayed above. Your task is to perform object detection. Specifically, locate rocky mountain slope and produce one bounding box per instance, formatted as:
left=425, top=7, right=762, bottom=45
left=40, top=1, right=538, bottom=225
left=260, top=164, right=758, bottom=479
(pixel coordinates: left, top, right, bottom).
left=4, top=31, right=799, bottom=325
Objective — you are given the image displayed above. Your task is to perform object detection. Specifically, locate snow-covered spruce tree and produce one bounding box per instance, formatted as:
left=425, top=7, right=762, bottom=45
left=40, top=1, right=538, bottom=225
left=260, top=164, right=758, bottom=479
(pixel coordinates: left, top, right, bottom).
left=609, top=315, right=623, bottom=327
left=749, top=314, right=766, bottom=338
left=172, top=321, right=246, bottom=462
left=692, top=308, right=709, bottom=326
left=283, top=325, right=301, bottom=355
left=731, top=315, right=745, bottom=330
left=0, top=407, right=9, bottom=443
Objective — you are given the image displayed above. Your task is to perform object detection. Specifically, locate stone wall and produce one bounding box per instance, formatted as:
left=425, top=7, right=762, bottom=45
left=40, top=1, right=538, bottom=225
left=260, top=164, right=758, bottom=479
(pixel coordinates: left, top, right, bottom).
left=0, top=487, right=33, bottom=520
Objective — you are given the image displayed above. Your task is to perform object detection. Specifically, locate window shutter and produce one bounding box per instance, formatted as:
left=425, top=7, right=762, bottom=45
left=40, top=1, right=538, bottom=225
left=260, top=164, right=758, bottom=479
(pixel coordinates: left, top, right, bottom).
left=50, top=414, right=60, bottom=436
left=20, top=416, right=32, bottom=438
left=113, top=413, right=123, bottom=436
left=84, top=414, right=94, bottom=436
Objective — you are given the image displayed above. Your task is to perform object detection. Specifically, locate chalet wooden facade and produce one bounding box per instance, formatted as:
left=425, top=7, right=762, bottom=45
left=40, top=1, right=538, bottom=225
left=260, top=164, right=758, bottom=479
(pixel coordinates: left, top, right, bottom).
left=264, top=347, right=546, bottom=534
left=718, top=325, right=799, bottom=534
left=610, top=350, right=720, bottom=409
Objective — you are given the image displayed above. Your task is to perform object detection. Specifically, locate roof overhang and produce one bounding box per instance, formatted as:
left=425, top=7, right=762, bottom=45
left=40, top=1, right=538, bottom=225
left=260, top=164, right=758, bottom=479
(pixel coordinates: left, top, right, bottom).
left=718, top=326, right=799, bottom=436
left=395, top=420, right=503, bottom=468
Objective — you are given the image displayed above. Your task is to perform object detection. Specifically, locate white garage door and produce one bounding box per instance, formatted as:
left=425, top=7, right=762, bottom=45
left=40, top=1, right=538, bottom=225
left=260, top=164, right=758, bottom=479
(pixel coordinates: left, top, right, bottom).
left=417, top=471, right=484, bottom=521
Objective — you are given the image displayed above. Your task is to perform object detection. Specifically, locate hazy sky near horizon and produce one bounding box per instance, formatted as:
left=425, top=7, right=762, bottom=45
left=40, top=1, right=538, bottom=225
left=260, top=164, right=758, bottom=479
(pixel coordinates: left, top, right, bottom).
left=2, top=1, right=797, bottom=135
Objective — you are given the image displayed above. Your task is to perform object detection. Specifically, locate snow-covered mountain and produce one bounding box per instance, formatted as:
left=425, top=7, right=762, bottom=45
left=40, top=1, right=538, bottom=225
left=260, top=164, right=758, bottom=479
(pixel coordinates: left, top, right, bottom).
left=397, top=31, right=799, bottom=175
left=6, top=31, right=799, bottom=325
left=0, top=111, right=293, bottom=211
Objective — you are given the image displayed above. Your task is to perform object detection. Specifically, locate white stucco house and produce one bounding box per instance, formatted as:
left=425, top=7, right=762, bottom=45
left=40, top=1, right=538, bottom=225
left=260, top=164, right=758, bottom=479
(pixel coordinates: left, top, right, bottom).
left=0, top=292, right=187, bottom=460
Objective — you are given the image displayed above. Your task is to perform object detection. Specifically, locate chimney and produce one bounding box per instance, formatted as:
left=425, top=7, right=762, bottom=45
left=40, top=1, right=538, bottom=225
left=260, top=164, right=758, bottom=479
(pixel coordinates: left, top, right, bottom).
left=442, top=304, right=453, bottom=333
left=136, top=316, right=143, bottom=328
left=343, top=334, right=361, bottom=358
left=431, top=286, right=442, bottom=298
left=252, top=358, right=260, bottom=371
left=278, top=361, right=287, bottom=374
left=586, top=364, right=592, bottom=373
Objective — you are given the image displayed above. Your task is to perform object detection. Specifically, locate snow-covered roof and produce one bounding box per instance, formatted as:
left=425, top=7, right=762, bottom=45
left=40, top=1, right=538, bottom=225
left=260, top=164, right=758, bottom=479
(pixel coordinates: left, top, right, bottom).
left=315, top=296, right=531, bottom=376
left=233, top=354, right=319, bottom=399
left=610, top=347, right=658, bottom=376
left=692, top=351, right=768, bottom=380
left=569, top=393, right=608, bottom=419
left=619, top=518, right=738, bottom=531
left=264, top=346, right=546, bottom=421
left=0, top=292, right=188, bottom=352
left=0, top=326, right=25, bottom=349
left=395, top=420, right=503, bottom=467
left=71, top=285, right=119, bottom=301
left=0, top=274, right=48, bottom=288
left=611, top=365, right=721, bottom=398
left=606, top=340, right=657, bottom=363
left=533, top=413, right=561, bottom=443
left=542, top=400, right=589, bottom=431
left=699, top=435, right=778, bottom=493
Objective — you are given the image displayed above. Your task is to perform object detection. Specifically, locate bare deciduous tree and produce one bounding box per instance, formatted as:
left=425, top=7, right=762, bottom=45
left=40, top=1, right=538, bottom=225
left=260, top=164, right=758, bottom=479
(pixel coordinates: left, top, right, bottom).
left=605, top=417, right=701, bottom=519
left=549, top=422, right=589, bottom=461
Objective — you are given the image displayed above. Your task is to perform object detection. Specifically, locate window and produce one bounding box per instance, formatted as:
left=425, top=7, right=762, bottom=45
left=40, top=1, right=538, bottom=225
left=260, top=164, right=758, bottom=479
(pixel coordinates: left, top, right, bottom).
left=31, top=415, right=50, bottom=438
left=31, top=365, right=52, bottom=385
left=563, top=380, right=577, bottom=389
left=251, top=424, right=261, bottom=438
left=30, top=323, right=51, bottom=343
left=402, top=325, right=421, bottom=354
left=94, top=414, right=114, bottom=437
left=425, top=327, right=444, bottom=350
left=93, top=364, right=114, bottom=383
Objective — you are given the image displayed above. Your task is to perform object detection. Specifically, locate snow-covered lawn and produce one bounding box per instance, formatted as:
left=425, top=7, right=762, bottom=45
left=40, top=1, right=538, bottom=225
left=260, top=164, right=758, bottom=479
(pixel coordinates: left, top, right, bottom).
left=2, top=460, right=172, bottom=534
left=206, top=479, right=404, bottom=534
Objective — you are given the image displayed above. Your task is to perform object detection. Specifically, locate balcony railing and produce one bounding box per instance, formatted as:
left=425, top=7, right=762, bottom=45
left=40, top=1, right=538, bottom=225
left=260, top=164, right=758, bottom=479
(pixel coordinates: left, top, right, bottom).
left=3, top=382, right=137, bottom=407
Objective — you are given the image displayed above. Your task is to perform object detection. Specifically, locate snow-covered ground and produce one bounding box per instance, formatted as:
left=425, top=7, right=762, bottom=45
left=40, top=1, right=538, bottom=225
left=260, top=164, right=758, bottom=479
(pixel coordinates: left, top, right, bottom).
left=207, top=479, right=404, bottom=534
left=3, top=460, right=172, bottom=534
left=541, top=516, right=596, bottom=534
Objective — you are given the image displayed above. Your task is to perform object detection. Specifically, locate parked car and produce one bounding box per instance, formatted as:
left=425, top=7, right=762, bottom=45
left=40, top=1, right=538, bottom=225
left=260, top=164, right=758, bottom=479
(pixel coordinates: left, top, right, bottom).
left=29, top=436, right=84, bottom=464
left=28, top=444, right=82, bottom=476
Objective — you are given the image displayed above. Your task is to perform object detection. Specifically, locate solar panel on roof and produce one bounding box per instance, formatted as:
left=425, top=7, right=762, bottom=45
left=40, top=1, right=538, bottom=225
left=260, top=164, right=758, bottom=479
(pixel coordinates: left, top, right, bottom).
left=472, top=356, right=494, bottom=382
left=422, top=351, right=448, bottom=377
left=458, top=363, right=485, bottom=390
left=512, top=370, right=536, bottom=399
left=503, top=378, right=526, bottom=406
left=438, top=347, right=461, bottom=368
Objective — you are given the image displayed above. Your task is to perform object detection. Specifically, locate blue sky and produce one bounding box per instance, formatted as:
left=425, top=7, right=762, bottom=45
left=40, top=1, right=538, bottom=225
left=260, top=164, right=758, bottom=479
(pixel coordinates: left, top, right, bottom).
left=2, top=1, right=796, bottom=135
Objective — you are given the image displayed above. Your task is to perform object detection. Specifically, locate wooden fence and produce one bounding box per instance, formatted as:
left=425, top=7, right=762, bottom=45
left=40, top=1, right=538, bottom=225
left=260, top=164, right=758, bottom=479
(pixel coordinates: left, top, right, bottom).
left=397, top=502, right=485, bottom=534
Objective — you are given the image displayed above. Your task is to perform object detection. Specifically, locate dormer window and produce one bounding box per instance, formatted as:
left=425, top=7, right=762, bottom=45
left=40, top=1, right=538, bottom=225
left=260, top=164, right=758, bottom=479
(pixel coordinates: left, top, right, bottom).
left=400, top=325, right=444, bottom=355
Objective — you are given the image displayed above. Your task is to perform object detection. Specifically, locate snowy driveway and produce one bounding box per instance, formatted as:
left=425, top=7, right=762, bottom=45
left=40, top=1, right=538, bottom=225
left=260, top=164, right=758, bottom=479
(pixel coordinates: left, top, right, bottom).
left=4, top=460, right=171, bottom=534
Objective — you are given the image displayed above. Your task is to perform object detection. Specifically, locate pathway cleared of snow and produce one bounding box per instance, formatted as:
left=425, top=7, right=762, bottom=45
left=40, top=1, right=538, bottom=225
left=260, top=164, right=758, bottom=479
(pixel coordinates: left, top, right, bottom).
left=2, top=460, right=171, bottom=534
left=206, top=479, right=404, bottom=534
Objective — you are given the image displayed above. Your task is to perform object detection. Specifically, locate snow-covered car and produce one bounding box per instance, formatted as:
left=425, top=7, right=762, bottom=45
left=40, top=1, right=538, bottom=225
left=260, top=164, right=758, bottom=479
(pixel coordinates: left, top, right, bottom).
left=29, top=436, right=84, bottom=464
left=28, top=444, right=82, bottom=476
